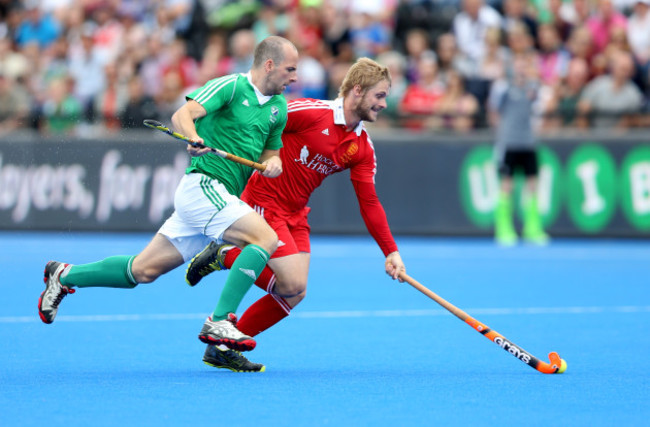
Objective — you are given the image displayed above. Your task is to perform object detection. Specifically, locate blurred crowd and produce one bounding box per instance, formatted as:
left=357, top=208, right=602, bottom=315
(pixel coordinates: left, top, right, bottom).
left=1, top=0, right=650, bottom=138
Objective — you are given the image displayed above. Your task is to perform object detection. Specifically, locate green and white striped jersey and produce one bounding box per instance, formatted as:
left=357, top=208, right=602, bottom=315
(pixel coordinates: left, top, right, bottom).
left=185, top=73, right=287, bottom=197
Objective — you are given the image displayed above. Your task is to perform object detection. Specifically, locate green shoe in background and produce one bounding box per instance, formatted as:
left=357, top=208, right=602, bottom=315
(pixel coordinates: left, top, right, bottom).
left=494, top=191, right=518, bottom=246
left=523, top=197, right=549, bottom=245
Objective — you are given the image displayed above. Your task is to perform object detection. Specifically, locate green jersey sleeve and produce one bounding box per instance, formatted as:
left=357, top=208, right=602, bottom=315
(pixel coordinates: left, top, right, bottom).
left=186, top=75, right=238, bottom=113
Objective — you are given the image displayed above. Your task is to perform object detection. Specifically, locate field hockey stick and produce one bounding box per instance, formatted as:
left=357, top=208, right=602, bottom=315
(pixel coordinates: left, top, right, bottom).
left=143, top=119, right=266, bottom=172
left=400, top=272, right=566, bottom=374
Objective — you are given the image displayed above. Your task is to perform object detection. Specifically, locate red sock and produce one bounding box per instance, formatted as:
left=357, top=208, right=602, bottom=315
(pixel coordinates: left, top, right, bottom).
left=237, top=294, right=291, bottom=337
left=225, top=247, right=276, bottom=292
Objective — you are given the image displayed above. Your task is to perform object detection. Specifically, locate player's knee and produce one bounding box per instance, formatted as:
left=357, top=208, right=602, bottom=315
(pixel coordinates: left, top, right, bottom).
left=131, top=264, right=161, bottom=284
left=292, top=289, right=306, bottom=304
left=285, top=289, right=306, bottom=309
left=274, top=278, right=307, bottom=299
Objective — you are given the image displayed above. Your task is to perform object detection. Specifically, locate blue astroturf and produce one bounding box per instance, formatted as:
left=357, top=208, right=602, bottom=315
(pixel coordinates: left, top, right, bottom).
left=1, top=232, right=649, bottom=426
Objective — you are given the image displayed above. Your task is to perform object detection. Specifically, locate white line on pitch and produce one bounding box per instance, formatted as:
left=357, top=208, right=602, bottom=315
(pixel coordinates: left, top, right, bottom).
left=1, top=305, right=649, bottom=323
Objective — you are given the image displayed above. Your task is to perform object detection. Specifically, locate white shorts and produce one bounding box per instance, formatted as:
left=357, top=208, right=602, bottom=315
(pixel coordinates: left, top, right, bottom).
left=158, top=173, right=254, bottom=262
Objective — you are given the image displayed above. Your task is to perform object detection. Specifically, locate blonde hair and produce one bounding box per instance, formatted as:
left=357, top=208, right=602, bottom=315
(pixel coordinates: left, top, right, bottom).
left=338, top=57, right=391, bottom=98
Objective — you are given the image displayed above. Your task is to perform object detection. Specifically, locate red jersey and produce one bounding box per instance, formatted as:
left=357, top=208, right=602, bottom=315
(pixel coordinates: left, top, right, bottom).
left=241, top=98, right=398, bottom=256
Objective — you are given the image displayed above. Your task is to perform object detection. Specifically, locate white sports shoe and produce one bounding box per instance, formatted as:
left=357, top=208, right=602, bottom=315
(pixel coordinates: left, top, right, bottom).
left=197, top=313, right=256, bottom=351
left=38, top=261, right=74, bottom=324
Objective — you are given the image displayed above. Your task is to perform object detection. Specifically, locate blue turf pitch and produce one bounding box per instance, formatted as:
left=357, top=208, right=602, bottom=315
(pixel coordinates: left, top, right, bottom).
left=1, top=232, right=649, bottom=426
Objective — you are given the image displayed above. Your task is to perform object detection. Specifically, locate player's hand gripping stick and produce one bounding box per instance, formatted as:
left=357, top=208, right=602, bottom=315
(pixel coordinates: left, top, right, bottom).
left=143, top=119, right=266, bottom=172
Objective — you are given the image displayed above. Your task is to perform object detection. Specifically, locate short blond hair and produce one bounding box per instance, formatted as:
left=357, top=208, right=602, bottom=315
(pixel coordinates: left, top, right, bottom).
left=338, top=57, right=391, bottom=98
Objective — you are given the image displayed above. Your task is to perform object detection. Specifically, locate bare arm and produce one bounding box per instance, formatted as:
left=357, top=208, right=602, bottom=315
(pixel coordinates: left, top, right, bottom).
left=171, top=100, right=212, bottom=157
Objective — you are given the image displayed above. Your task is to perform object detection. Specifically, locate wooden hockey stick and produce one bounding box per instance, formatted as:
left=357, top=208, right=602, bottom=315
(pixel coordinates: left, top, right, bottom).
left=400, top=272, right=566, bottom=374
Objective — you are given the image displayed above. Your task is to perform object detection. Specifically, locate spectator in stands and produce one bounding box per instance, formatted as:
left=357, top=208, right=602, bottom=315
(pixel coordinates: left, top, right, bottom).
left=289, top=49, right=328, bottom=100
left=40, top=36, right=70, bottom=84
left=155, top=69, right=185, bottom=120
left=591, top=26, right=633, bottom=78
left=140, top=32, right=167, bottom=98
left=91, top=3, right=124, bottom=63
left=436, top=32, right=474, bottom=84
left=38, top=0, right=75, bottom=25
left=197, top=32, right=232, bottom=83
left=348, top=7, right=392, bottom=59
left=319, top=1, right=353, bottom=65
left=626, top=0, right=650, bottom=91
left=453, top=0, right=502, bottom=66
left=577, top=51, right=644, bottom=129
left=40, top=76, right=82, bottom=136
left=560, top=0, right=594, bottom=27
left=288, top=2, right=322, bottom=56
left=586, top=0, right=627, bottom=55
left=59, top=3, right=86, bottom=45
left=539, top=57, right=591, bottom=130
left=161, top=0, right=193, bottom=36
left=0, top=37, right=29, bottom=82
left=119, top=8, right=148, bottom=54
left=252, top=0, right=291, bottom=41
left=94, top=62, right=128, bottom=133
left=14, top=2, right=61, bottom=49
left=120, top=75, right=159, bottom=129
left=477, top=26, right=507, bottom=82
left=566, top=25, right=596, bottom=77
left=0, top=71, right=30, bottom=136
left=320, top=2, right=354, bottom=67
left=228, top=29, right=256, bottom=74
left=537, top=23, right=571, bottom=86
left=547, top=0, right=574, bottom=42
left=504, top=20, right=536, bottom=63
left=67, top=23, right=108, bottom=125
left=375, top=50, right=409, bottom=126
left=432, top=69, right=479, bottom=132
left=403, top=28, right=434, bottom=83
left=160, top=37, right=198, bottom=90
left=501, top=0, right=538, bottom=43
left=399, top=52, right=445, bottom=129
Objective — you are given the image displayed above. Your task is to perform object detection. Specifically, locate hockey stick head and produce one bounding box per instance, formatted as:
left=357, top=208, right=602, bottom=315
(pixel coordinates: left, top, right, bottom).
left=548, top=351, right=567, bottom=374
left=143, top=119, right=165, bottom=130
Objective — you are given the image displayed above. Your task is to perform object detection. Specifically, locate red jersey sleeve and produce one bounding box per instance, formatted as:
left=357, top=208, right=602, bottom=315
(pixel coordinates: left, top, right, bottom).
left=348, top=133, right=377, bottom=184
left=352, top=179, right=399, bottom=257
left=285, top=98, right=322, bottom=133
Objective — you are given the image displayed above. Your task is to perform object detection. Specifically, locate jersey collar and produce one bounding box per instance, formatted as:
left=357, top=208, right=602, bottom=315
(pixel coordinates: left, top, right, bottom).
left=245, top=72, right=273, bottom=105
left=330, top=97, right=363, bottom=136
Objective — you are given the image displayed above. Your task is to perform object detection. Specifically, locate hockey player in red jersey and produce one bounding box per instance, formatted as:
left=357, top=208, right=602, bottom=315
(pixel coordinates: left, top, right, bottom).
left=187, top=58, right=406, bottom=372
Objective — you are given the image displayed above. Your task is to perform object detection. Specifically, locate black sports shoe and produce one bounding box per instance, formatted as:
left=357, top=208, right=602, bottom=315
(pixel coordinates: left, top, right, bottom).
left=185, top=242, right=234, bottom=287
left=203, top=345, right=266, bottom=372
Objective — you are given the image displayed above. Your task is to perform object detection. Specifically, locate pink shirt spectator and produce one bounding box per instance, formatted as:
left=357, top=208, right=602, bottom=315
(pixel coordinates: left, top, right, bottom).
left=586, top=0, right=627, bottom=54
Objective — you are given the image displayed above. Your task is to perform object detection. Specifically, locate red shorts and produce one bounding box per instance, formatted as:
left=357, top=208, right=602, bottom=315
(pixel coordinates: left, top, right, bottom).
left=244, top=201, right=311, bottom=259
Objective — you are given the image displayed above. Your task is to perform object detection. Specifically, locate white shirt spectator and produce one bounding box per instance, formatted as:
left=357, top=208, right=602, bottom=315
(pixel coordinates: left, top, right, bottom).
left=453, top=0, right=503, bottom=64
left=627, top=0, right=650, bottom=64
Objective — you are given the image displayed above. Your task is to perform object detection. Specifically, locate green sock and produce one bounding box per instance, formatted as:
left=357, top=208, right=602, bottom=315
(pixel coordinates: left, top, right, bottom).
left=212, top=244, right=269, bottom=321
left=60, top=255, right=138, bottom=289
left=523, top=197, right=548, bottom=240
left=495, top=191, right=517, bottom=242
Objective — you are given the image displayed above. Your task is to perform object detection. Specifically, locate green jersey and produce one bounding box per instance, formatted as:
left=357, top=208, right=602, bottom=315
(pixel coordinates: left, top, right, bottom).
left=185, top=73, right=287, bottom=196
